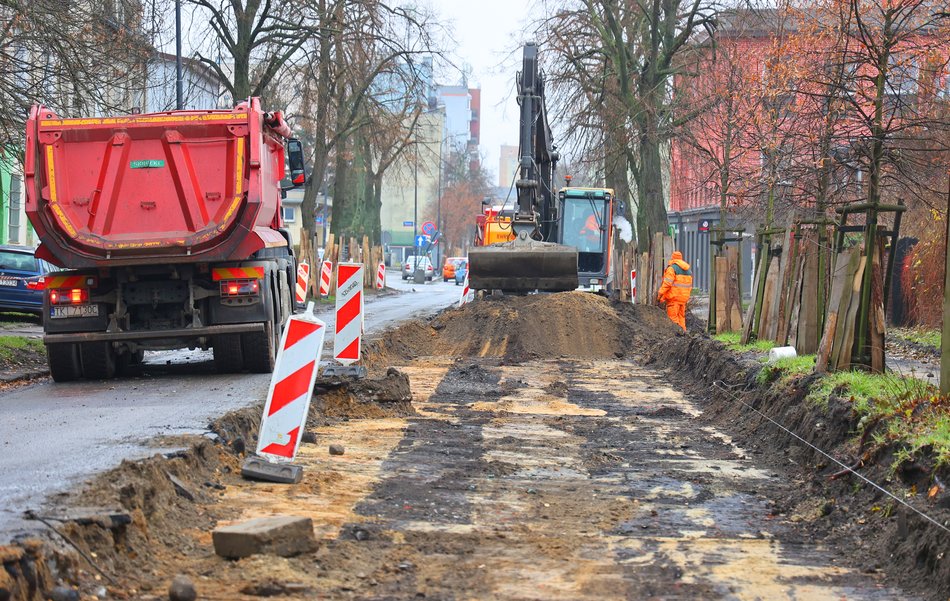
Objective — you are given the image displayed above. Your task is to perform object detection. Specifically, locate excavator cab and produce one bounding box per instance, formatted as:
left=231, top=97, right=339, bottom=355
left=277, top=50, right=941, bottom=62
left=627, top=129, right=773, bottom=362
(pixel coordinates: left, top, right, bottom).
left=558, top=188, right=614, bottom=292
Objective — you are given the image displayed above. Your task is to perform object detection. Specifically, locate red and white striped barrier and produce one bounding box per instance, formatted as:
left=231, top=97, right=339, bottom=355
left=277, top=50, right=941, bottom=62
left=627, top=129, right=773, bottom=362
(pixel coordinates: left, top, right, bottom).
left=334, top=263, right=363, bottom=365
left=459, top=272, right=471, bottom=307
left=375, top=262, right=386, bottom=290
left=630, top=269, right=637, bottom=304
left=295, top=261, right=310, bottom=304
left=319, top=260, right=332, bottom=297
left=256, top=304, right=327, bottom=462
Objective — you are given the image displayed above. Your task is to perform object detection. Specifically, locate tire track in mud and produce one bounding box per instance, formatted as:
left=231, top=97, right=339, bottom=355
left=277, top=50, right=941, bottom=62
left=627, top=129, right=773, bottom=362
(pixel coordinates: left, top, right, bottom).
left=309, top=358, right=913, bottom=600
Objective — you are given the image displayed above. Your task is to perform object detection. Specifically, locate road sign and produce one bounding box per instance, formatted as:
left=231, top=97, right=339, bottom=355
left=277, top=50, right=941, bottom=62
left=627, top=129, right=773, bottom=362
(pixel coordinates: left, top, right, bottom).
left=421, top=221, right=436, bottom=236
left=295, top=262, right=310, bottom=304
left=333, top=263, right=363, bottom=365
left=255, top=304, right=327, bottom=463
left=415, top=235, right=427, bottom=247
left=315, top=216, right=324, bottom=225
left=699, top=220, right=710, bottom=233
left=403, top=220, right=414, bottom=227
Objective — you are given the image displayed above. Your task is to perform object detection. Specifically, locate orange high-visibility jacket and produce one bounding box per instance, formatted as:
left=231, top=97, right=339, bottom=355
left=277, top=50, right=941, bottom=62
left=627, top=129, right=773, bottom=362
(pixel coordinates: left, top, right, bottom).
left=658, top=259, right=692, bottom=304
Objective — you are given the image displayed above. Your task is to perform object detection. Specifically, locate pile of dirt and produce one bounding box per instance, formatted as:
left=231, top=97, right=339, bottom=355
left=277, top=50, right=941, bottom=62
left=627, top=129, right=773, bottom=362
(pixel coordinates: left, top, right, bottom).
left=369, top=292, right=679, bottom=363
left=313, top=368, right=415, bottom=419
left=646, top=334, right=950, bottom=600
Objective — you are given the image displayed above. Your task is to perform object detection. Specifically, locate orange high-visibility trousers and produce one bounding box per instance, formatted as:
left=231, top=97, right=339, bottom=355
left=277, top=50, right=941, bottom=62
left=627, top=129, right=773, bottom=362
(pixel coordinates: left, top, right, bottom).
left=666, top=302, right=686, bottom=331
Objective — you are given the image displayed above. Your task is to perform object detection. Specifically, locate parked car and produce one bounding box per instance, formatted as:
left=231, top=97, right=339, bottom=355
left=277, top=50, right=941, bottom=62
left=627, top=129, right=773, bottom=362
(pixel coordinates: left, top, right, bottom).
left=402, top=256, right=434, bottom=281
left=454, top=259, right=468, bottom=285
left=0, top=245, right=53, bottom=315
left=442, top=256, right=466, bottom=281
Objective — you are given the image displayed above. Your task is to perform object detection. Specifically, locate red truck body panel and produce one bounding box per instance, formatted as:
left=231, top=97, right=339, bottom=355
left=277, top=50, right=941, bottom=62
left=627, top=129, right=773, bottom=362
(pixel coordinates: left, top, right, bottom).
left=25, top=99, right=287, bottom=269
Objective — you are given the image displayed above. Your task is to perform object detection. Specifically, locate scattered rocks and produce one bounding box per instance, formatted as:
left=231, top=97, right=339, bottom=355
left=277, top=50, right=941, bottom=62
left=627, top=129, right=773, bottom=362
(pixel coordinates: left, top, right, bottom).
left=212, top=516, right=315, bottom=559
left=230, top=437, right=247, bottom=455
left=168, top=575, right=196, bottom=601
left=301, top=431, right=318, bottom=444
left=329, top=444, right=345, bottom=456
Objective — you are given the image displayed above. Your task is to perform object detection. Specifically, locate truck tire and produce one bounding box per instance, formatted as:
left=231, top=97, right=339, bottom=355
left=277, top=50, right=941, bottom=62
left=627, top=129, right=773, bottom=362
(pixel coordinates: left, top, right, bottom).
left=80, top=342, right=116, bottom=380
left=213, top=334, right=244, bottom=373
left=47, top=343, right=82, bottom=382
left=242, top=321, right=277, bottom=373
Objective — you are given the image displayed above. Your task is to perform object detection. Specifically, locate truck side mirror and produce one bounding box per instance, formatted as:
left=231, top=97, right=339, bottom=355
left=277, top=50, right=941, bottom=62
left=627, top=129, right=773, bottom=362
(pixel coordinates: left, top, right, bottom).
left=287, top=139, right=306, bottom=187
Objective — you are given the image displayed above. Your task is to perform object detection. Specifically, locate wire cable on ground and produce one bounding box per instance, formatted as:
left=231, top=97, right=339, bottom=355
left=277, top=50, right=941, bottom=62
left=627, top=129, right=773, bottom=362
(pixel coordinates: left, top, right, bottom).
left=711, top=380, right=950, bottom=535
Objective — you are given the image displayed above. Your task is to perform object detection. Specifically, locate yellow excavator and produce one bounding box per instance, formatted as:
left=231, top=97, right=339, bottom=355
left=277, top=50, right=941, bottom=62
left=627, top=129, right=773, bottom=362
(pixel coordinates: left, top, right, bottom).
left=469, top=43, right=616, bottom=294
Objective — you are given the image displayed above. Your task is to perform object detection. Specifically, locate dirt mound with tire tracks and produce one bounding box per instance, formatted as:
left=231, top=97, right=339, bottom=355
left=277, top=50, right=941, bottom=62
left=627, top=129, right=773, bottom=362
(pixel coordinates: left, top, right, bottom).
left=368, top=292, right=679, bottom=363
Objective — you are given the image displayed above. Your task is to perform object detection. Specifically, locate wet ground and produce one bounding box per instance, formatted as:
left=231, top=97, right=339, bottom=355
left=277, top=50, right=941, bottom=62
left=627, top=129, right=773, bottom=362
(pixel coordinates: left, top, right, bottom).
left=158, top=356, right=912, bottom=600
left=0, top=272, right=459, bottom=540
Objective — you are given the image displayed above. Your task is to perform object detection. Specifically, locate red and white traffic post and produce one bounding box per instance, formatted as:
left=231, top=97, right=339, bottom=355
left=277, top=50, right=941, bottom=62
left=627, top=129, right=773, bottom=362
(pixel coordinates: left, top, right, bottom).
left=376, top=262, right=386, bottom=290
left=334, top=263, right=363, bottom=366
left=459, top=272, right=471, bottom=308
left=630, top=269, right=637, bottom=304
left=242, top=303, right=327, bottom=484
left=295, top=261, right=310, bottom=304
left=319, top=260, right=332, bottom=297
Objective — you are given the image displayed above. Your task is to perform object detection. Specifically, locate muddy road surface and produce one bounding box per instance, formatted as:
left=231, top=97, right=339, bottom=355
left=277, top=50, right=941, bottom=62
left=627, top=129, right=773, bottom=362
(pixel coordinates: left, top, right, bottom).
left=13, top=292, right=923, bottom=601
left=0, top=273, right=458, bottom=539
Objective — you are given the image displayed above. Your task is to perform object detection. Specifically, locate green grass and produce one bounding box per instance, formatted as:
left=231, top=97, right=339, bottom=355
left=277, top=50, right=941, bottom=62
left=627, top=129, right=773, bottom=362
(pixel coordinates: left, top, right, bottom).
left=756, top=354, right=816, bottom=386
left=802, top=368, right=948, bottom=469
left=0, top=336, right=44, bottom=361
left=713, top=331, right=776, bottom=354
left=892, top=327, right=941, bottom=350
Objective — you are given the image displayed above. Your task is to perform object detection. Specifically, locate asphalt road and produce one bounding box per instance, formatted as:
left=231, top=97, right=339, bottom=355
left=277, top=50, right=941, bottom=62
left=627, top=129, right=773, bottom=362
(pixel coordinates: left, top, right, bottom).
left=0, top=271, right=460, bottom=540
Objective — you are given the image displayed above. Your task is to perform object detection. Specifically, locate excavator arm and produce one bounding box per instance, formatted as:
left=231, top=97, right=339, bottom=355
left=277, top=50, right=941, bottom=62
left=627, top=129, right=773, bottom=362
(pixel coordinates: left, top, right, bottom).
left=468, top=43, right=578, bottom=293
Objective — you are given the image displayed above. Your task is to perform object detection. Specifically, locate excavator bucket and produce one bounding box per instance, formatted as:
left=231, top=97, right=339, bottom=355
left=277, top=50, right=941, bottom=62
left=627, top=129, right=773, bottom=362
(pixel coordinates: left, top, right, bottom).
left=468, top=239, right=578, bottom=293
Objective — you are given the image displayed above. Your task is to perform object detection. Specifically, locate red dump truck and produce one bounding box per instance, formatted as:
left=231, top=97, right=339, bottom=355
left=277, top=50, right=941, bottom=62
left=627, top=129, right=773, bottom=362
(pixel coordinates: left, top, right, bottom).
left=25, top=98, right=306, bottom=381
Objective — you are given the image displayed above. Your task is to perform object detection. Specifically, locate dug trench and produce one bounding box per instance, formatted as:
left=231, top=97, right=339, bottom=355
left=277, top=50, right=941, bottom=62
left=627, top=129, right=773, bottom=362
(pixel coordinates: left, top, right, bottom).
left=1, top=292, right=944, bottom=600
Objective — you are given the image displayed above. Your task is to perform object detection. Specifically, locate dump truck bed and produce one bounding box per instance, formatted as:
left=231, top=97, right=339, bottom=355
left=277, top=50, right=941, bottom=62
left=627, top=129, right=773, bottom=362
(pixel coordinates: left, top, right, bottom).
left=25, top=99, right=288, bottom=268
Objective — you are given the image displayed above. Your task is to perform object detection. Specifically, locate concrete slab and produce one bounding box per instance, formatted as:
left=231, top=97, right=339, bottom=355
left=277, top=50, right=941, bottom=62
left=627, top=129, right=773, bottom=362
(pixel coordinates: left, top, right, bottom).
left=212, top=515, right=315, bottom=559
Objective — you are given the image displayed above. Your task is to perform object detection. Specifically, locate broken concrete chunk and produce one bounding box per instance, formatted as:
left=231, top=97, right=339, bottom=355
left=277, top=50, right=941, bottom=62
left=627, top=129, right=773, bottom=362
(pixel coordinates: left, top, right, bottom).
left=212, top=516, right=315, bottom=559
left=168, top=574, right=197, bottom=601
left=166, top=473, right=196, bottom=502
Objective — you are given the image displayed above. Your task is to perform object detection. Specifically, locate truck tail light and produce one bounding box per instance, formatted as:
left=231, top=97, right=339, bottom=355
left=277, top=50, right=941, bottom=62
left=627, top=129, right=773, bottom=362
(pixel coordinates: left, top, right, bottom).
left=50, top=288, right=89, bottom=305
left=220, top=279, right=259, bottom=297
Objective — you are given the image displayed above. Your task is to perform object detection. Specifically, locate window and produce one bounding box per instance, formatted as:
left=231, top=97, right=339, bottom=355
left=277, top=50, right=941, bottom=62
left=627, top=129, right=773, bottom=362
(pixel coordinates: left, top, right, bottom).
left=282, top=206, right=296, bottom=223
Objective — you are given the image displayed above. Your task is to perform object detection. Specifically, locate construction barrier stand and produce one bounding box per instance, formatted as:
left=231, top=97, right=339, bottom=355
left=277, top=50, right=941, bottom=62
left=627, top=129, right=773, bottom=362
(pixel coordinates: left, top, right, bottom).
left=376, top=262, right=386, bottom=290
left=256, top=303, right=327, bottom=463
left=319, top=260, right=332, bottom=297
left=334, top=262, right=363, bottom=365
left=295, top=261, right=310, bottom=304
left=459, top=272, right=471, bottom=307
left=630, top=269, right=637, bottom=304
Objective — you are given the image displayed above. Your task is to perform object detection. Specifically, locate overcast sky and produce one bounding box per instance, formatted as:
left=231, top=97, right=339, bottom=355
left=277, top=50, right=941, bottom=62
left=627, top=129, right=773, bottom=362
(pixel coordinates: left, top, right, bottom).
left=426, top=0, right=537, bottom=184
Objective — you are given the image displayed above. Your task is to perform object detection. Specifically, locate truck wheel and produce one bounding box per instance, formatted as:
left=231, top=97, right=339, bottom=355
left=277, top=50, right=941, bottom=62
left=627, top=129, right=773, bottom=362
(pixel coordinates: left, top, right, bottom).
left=242, top=321, right=277, bottom=373
left=80, top=342, right=116, bottom=380
left=47, top=343, right=82, bottom=382
left=213, top=334, right=244, bottom=373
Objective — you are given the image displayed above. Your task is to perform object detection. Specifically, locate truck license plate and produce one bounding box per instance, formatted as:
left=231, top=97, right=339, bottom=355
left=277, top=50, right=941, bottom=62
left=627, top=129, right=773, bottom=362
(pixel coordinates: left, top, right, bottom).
left=50, top=305, right=99, bottom=319
left=0, top=277, right=16, bottom=287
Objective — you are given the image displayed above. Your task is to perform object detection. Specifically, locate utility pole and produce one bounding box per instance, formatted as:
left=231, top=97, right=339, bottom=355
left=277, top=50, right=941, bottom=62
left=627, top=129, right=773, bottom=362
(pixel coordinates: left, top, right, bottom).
left=175, top=0, right=183, bottom=110
left=942, top=171, right=950, bottom=396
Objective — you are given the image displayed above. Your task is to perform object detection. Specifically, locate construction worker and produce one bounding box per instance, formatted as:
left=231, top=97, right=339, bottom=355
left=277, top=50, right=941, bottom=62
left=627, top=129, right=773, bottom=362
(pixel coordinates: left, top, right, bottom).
left=657, top=250, right=692, bottom=331
left=578, top=210, right=603, bottom=251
